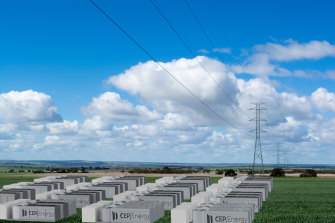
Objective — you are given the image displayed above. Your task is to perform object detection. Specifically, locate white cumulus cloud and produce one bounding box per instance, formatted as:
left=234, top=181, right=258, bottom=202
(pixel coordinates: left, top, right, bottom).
left=0, top=90, right=62, bottom=124
left=255, top=40, right=335, bottom=61
left=311, top=88, right=335, bottom=113
left=46, top=120, right=80, bottom=134
left=1, top=55, right=335, bottom=163
left=233, top=40, right=335, bottom=77
left=82, top=92, right=162, bottom=127
left=107, top=56, right=244, bottom=127
left=108, top=57, right=316, bottom=129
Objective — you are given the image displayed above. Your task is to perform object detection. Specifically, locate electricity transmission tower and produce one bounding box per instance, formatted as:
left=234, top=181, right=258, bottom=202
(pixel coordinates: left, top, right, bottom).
left=250, top=103, right=267, bottom=175
left=283, top=151, right=289, bottom=168
left=276, top=143, right=282, bottom=167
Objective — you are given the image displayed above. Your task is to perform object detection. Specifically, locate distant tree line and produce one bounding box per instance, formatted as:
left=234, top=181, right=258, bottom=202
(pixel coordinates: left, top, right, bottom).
left=268, top=168, right=318, bottom=177
left=127, top=166, right=207, bottom=174
left=32, top=167, right=87, bottom=174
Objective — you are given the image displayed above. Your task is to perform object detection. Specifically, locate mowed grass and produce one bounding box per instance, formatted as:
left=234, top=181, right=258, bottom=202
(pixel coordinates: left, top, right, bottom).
left=254, top=177, right=335, bottom=223
left=1, top=177, right=335, bottom=223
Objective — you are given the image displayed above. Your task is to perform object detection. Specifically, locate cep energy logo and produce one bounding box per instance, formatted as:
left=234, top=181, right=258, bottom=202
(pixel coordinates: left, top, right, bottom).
left=207, top=214, right=248, bottom=223
left=21, top=209, right=55, bottom=218
left=111, top=211, right=150, bottom=221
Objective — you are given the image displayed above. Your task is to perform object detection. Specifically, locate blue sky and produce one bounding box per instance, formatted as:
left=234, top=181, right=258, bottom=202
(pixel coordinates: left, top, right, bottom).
left=1, top=0, right=335, bottom=164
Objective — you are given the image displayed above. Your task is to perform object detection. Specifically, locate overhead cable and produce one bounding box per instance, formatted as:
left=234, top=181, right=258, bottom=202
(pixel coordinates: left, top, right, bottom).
left=88, top=0, right=251, bottom=137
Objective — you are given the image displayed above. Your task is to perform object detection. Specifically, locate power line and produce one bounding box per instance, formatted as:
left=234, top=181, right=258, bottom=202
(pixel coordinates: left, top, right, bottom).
left=150, top=0, right=251, bottom=120
left=184, top=0, right=232, bottom=68
left=88, top=0, right=251, bottom=137
left=184, top=0, right=217, bottom=56
left=150, top=0, right=251, bottom=121
left=283, top=151, right=288, bottom=168
left=250, top=103, right=267, bottom=175
left=205, top=0, right=236, bottom=57
left=205, top=0, right=251, bottom=92
left=276, top=143, right=282, bottom=167
left=182, top=0, right=251, bottom=120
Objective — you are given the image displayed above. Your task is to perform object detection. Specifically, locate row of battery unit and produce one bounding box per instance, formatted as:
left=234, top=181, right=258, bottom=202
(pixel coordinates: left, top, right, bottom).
left=0, top=176, right=147, bottom=222
left=0, top=175, right=87, bottom=221
left=133, top=176, right=210, bottom=210
left=1, top=199, right=77, bottom=222
left=172, top=177, right=273, bottom=223
left=0, top=175, right=88, bottom=204
left=85, top=176, right=271, bottom=223
left=82, top=176, right=210, bottom=223
left=53, top=176, right=146, bottom=208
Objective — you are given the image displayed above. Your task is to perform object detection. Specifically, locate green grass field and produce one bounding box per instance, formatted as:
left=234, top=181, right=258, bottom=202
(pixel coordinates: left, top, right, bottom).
left=1, top=177, right=335, bottom=223
left=253, top=177, right=335, bottom=223
left=0, top=177, right=38, bottom=189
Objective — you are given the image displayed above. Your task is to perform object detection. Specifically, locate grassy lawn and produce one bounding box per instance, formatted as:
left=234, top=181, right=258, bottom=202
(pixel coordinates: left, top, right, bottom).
left=1, top=176, right=335, bottom=223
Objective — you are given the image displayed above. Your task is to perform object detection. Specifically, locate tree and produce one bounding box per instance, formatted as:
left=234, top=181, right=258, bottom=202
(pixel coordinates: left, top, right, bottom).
left=80, top=167, right=86, bottom=173
left=162, top=166, right=171, bottom=173
left=215, top=169, right=224, bottom=175
left=225, top=169, right=237, bottom=177
left=71, top=167, right=78, bottom=173
left=270, top=168, right=286, bottom=177
left=203, top=169, right=211, bottom=173
left=300, top=169, right=317, bottom=177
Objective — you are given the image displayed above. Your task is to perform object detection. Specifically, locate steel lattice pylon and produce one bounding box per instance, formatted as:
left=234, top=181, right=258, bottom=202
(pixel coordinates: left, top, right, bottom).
left=276, top=143, right=282, bottom=167
left=250, top=103, right=267, bottom=175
